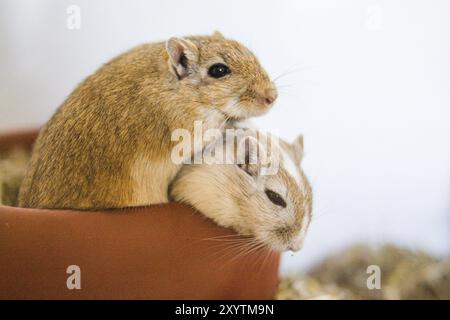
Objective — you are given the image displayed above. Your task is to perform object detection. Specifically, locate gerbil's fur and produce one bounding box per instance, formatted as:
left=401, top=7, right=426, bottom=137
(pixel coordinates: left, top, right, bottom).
left=18, top=32, right=277, bottom=209
left=169, top=125, right=313, bottom=252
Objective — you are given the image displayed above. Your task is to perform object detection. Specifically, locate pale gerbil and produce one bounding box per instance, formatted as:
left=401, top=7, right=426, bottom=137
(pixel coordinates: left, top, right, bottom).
left=169, top=125, right=313, bottom=252
left=19, top=32, right=277, bottom=209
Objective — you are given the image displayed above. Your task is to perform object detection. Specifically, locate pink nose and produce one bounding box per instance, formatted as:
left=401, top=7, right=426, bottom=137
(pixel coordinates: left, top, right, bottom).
left=263, top=90, right=278, bottom=106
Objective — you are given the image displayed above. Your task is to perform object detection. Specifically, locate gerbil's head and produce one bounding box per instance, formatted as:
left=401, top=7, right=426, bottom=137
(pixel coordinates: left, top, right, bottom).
left=231, top=133, right=313, bottom=252
left=170, top=130, right=312, bottom=252
left=165, top=31, right=277, bottom=120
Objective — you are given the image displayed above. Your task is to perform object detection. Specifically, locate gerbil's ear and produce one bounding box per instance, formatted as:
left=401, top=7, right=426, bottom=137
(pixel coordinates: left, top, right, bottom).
left=291, top=135, right=304, bottom=165
left=166, top=37, right=199, bottom=80
left=212, top=31, right=225, bottom=39
left=237, top=136, right=262, bottom=177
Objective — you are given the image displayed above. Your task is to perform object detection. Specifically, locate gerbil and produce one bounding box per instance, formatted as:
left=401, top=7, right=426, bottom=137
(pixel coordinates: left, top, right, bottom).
left=18, top=32, right=277, bottom=209
left=169, top=124, right=313, bottom=252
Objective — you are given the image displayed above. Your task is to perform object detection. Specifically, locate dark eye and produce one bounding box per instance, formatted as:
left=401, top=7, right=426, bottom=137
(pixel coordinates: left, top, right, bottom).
left=208, top=63, right=231, bottom=78
left=265, top=189, right=287, bottom=208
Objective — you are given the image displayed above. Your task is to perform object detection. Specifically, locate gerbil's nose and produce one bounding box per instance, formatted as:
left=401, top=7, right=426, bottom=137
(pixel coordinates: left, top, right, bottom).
left=263, top=89, right=278, bottom=106
left=288, top=239, right=304, bottom=252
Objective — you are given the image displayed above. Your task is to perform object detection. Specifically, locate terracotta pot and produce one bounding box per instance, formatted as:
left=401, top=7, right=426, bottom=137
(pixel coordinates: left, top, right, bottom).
left=0, top=130, right=280, bottom=299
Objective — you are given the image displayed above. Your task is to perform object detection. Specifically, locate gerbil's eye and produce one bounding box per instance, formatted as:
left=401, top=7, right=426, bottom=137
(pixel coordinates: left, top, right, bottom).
left=208, top=63, right=231, bottom=78
left=265, top=189, right=287, bottom=208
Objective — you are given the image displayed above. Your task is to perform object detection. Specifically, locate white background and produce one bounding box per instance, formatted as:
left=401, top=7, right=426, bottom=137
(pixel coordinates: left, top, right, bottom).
left=1, top=0, right=449, bottom=273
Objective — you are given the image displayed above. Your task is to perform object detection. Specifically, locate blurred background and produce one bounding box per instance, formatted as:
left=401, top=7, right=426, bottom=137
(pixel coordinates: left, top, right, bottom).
left=0, top=0, right=449, bottom=274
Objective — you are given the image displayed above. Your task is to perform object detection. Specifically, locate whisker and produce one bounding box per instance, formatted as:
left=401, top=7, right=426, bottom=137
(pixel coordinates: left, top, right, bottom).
left=259, top=248, right=274, bottom=274
left=228, top=240, right=267, bottom=266
left=197, top=234, right=243, bottom=240
left=246, top=243, right=271, bottom=270
left=200, top=236, right=249, bottom=242
left=210, top=244, right=254, bottom=268
left=218, top=239, right=258, bottom=263
left=207, top=237, right=257, bottom=265
left=273, top=66, right=301, bottom=82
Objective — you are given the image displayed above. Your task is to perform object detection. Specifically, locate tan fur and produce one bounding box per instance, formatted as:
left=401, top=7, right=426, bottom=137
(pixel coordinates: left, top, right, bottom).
left=169, top=125, right=313, bottom=252
left=18, top=33, right=276, bottom=209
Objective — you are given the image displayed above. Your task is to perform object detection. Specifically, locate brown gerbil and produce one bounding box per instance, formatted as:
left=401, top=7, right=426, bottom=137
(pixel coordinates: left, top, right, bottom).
left=18, top=32, right=277, bottom=209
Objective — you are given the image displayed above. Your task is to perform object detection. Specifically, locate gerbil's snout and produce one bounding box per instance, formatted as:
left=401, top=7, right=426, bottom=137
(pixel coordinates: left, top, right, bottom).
left=288, top=238, right=304, bottom=252
left=262, top=87, right=278, bottom=106
left=254, top=85, right=278, bottom=109
left=272, top=223, right=306, bottom=252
